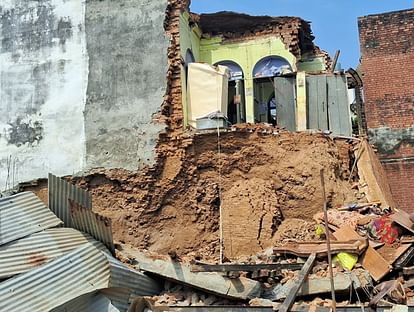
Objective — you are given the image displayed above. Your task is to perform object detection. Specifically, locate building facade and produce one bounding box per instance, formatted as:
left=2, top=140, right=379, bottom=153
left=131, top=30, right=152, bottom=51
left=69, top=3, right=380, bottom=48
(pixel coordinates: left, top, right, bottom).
left=359, top=9, right=414, bottom=212
left=0, top=0, right=353, bottom=190
left=0, top=0, right=171, bottom=189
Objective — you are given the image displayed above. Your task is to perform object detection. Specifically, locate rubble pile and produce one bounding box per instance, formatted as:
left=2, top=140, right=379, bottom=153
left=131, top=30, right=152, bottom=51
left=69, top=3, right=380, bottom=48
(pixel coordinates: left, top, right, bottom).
left=70, top=130, right=361, bottom=261
left=20, top=130, right=413, bottom=310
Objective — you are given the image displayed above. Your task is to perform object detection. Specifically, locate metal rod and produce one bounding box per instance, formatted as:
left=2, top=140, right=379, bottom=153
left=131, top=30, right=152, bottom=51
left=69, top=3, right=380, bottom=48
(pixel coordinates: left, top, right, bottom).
left=320, top=169, right=337, bottom=312
left=331, top=50, right=341, bottom=73
left=216, top=118, right=224, bottom=264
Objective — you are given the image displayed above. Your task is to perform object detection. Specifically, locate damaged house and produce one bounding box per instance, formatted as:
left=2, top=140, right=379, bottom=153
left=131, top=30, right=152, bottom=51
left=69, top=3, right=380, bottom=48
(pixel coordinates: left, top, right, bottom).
left=0, top=0, right=414, bottom=311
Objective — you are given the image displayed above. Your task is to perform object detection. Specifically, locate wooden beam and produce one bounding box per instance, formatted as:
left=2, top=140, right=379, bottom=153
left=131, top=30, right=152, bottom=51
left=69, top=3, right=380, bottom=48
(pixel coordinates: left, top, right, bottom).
left=331, top=50, right=341, bottom=73
left=321, top=169, right=337, bottom=312
left=191, top=263, right=303, bottom=273
left=273, top=239, right=368, bottom=257
left=279, top=253, right=316, bottom=312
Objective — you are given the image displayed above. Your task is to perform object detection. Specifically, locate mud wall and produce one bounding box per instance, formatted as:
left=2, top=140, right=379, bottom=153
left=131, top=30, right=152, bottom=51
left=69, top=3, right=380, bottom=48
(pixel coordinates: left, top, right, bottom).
left=0, top=0, right=170, bottom=190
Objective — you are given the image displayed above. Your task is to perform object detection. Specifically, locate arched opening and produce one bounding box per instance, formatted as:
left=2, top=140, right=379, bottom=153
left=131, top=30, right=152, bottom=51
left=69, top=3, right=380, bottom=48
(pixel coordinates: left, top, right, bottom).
left=185, top=49, right=195, bottom=81
left=253, top=56, right=295, bottom=129
left=215, top=61, right=246, bottom=124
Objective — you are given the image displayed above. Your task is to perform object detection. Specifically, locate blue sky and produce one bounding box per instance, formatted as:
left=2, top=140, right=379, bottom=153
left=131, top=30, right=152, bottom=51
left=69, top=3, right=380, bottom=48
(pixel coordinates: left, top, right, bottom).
left=191, top=1, right=413, bottom=69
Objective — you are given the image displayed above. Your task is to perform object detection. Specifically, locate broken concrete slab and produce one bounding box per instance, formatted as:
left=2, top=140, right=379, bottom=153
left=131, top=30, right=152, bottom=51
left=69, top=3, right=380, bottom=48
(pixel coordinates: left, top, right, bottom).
left=119, top=246, right=262, bottom=300
left=264, top=269, right=372, bottom=301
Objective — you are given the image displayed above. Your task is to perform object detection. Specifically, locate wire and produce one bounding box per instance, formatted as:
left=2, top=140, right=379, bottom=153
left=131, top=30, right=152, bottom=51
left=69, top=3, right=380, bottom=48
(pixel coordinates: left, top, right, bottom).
left=217, top=117, right=224, bottom=264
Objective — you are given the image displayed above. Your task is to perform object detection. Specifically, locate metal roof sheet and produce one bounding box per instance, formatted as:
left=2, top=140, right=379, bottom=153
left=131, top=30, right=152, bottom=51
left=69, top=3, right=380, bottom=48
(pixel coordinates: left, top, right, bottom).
left=108, top=256, right=162, bottom=296
left=0, top=243, right=110, bottom=312
left=69, top=199, right=115, bottom=253
left=51, top=292, right=120, bottom=312
left=101, top=288, right=131, bottom=312
left=0, top=243, right=161, bottom=312
left=0, top=192, right=63, bottom=245
left=48, top=173, right=92, bottom=227
left=0, top=228, right=107, bottom=279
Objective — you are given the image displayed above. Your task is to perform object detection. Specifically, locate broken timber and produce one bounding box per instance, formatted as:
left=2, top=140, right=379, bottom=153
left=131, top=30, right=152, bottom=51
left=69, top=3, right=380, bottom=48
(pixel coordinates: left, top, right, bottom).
left=265, top=270, right=372, bottom=301
left=391, top=210, right=414, bottom=234
left=119, top=247, right=262, bottom=300
left=190, top=263, right=303, bottom=273
left=273, top=239, right=368, bottom=257
left=279, top=253, right=316, bottom=312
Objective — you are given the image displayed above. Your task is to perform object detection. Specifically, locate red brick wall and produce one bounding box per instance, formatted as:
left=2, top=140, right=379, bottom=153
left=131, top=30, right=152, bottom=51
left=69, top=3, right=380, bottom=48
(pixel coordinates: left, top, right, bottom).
left=359, top=9, right=414, bottom=211
left=359, top=9, right=414, bottom=132
left=383, top=161, right=414, bottom=212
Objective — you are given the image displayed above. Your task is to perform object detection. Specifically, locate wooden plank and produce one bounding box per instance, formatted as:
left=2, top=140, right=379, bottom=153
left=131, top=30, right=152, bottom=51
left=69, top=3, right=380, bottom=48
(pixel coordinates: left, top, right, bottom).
left=307, top=75, right=328, bottom=131
left=378, top=244, right=412, bottom=265
left=275, top=77, right=296, bottom=131
left=334, top=224, right=385, bottom=249
left=279, top=253, right=316, bottom=312
left=327, top=75, right=352, bottom=136
left=274, top=239, right=368, bottom=257
left=267, top=271, right=371, bottom=301
left=361, top=246, right=392, bottom=282
left=333, top=225, right=364, bottom=241
left=391, top=210, right=414, bottom=234
left=191, top=263, right=303, bottom=273
left=401, top=235, right=414, bottom=243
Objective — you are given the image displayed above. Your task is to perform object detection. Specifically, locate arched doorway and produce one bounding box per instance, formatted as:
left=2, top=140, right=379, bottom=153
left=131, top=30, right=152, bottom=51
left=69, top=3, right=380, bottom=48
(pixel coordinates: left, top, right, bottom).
left=185, top=49, right=195, bottom=82
left=253, top=56, right=294, bottom=127
left=215, top=61, right=245, bottom=124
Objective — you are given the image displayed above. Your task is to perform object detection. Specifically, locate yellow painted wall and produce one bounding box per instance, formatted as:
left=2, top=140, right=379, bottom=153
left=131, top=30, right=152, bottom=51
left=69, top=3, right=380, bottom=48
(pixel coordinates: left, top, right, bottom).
left=199, top=36, right=297, bottom=123
left=180, top=12, right=202, bottom=127
left=180, top=12, right=201, bottom=61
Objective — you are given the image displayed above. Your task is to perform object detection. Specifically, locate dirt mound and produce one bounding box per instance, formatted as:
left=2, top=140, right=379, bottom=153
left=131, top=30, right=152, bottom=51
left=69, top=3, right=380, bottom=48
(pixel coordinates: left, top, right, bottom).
left=273, top=218, right=319, bottom=243
left=73, top=131, right=362, bottom=261
left=222, top=178, right=283, bottom=259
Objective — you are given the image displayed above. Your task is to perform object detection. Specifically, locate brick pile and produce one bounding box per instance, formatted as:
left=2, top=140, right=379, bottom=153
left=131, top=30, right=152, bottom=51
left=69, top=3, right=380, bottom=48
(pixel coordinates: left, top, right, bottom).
left=193, top=12, right=331, bottom=67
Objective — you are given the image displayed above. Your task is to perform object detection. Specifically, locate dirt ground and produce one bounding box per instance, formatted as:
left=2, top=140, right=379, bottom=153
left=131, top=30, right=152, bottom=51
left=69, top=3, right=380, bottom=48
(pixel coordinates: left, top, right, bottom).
left=69, top=130, right=362, bottom=261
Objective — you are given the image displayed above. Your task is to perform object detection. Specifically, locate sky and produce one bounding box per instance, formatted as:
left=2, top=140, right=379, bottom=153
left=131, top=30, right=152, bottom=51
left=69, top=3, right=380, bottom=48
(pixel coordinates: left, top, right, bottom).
left=190, top=1, right=414, bottom=69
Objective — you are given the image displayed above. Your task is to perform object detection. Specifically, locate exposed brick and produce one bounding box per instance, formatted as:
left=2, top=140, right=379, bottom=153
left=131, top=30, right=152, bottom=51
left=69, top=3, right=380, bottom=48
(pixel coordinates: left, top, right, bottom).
left=359, top=9, right=414, bottom=210
left=383, top=161, right=414, bottom=212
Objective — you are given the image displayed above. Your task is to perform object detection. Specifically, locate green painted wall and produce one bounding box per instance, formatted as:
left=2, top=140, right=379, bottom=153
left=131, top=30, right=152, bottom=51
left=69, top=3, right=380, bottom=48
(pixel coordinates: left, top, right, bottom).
left=298, top=57, right=327, bottom=73
left=199, top=36, right=297, bottom=123
left=180, top=12, right=201, bottom=61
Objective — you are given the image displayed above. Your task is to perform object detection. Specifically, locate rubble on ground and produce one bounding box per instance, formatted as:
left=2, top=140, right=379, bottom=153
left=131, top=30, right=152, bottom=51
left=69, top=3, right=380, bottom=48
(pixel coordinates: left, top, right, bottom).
left=14, top=131, right=414, bottom=311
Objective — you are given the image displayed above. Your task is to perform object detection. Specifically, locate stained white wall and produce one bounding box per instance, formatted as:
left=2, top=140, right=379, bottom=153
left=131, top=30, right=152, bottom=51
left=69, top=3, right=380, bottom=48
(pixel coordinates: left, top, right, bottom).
left=0, top=0, right=88, bottom=190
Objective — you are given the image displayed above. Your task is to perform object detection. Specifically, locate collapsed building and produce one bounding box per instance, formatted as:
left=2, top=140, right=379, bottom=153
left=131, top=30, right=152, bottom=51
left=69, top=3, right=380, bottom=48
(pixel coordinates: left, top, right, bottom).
left=0, top=0, right=413, bottom=311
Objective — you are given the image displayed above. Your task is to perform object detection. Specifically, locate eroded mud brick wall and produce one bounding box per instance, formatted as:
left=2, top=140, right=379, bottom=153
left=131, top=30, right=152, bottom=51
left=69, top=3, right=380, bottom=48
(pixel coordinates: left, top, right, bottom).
left=359, top=9, right=414, bottom=212
left=0, top=0, right=171, bottom=188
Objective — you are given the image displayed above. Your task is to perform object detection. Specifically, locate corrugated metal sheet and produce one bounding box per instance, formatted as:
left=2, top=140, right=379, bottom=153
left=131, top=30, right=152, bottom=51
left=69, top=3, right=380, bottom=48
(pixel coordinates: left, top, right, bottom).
left=51, top=292, right=120, bottom=312
left=107, top=257, right=162, bottom=310
left=0, top=243, right=110, bottom=312
left=101, top=288, right=132, bottom=312
left=0, top=243, right=161, bottom=312
left=48, top=173, right=92, bottom=227
left=69, top=199, right=115, bottom=253
left=0, top=192, right=63, bottom=245
left=108, top=257, right=162, bottom=296
left=0, top=228, right=107, bottom=279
